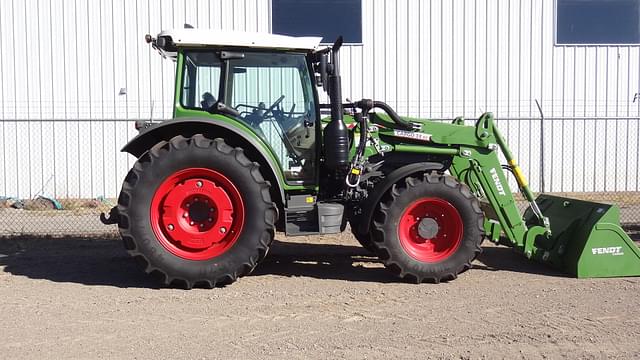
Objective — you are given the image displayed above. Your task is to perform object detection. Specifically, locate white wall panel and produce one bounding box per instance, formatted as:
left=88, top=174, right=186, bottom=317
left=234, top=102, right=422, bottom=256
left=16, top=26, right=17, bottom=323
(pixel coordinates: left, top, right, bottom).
left=0, top=0, right=639, bottom=199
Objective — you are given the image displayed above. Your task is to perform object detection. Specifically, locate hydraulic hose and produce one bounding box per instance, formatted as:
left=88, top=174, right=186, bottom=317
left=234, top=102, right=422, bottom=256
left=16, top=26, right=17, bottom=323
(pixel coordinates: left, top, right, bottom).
left=344, top=98, right=415, bottom=187
left=354, top=99, right=414, bottom=130
left=354, top=112, right=367, bottom=159
left=345, top=111, right=368, bottom=188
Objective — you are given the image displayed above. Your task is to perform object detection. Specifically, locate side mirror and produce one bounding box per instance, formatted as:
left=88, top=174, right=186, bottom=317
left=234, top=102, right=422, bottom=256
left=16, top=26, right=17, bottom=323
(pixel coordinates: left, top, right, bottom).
left=319, top=53, right=328, bottom=92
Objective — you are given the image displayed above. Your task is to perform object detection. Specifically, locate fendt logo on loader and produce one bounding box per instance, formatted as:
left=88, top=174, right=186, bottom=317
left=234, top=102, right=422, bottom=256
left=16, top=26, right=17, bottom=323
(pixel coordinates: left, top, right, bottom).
left=489, top=168, right=506, bottom=196
left=591, top=247, right=624, bottom=256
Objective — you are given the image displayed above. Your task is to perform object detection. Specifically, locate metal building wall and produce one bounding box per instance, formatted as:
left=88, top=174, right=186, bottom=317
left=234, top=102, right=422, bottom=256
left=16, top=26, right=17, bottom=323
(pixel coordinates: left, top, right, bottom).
left=0, top=0, right=272, bottom=199
left=0, top=0, right=639, bottom=199
left=352, top=0, right=640, bottom=194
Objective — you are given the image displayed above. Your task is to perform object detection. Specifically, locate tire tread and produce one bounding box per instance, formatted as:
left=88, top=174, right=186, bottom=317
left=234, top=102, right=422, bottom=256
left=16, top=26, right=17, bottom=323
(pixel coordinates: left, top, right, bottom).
left=371, top=172, right=484, bottom=283
left=117, top=134, right=276, bottom=288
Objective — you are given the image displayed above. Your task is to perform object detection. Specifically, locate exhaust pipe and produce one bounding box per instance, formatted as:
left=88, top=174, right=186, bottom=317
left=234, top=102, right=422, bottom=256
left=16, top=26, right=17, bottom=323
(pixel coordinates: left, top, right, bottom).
left=323, top=36, right=349, bottom=171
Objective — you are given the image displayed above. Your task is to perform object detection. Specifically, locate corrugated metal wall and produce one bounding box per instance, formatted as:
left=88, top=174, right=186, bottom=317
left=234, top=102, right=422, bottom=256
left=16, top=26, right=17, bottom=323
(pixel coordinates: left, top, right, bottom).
left=0, top=0, right=639, bottom=199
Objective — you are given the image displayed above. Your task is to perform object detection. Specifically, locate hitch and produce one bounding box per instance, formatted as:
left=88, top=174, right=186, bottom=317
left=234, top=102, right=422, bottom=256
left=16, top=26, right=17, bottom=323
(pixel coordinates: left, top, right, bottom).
left=100, top=206, right=120, bottom=225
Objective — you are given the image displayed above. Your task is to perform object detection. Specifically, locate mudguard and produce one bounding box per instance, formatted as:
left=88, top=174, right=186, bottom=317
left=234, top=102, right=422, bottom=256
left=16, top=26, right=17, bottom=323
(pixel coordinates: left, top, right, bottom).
left=121, top=117, right=286, bottom=203
left=354, top=162, right=444, bottom=235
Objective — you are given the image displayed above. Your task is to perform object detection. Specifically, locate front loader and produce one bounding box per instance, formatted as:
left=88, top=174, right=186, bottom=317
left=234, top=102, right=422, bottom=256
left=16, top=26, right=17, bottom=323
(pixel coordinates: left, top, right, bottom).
left=101, top=28, right=640, bottom=288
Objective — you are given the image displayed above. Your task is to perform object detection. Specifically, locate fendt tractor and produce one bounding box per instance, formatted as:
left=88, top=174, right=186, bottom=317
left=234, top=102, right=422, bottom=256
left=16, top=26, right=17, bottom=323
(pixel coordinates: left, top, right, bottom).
left=101, top=28, right=640, bottom=288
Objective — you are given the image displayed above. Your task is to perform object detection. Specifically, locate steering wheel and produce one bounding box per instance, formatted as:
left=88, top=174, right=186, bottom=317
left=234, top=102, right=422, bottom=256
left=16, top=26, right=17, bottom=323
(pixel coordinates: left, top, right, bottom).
left=263, top=95, right=285, bottom=118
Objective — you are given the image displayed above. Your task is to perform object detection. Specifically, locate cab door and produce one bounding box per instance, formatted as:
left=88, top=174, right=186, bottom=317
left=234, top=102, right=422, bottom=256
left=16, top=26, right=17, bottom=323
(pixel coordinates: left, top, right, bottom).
left=225, top=52, right=318, bottom=184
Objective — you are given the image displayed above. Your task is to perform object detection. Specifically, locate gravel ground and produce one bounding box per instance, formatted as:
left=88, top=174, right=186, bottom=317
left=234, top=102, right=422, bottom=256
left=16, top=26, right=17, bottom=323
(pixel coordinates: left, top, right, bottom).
left=1, top=231, right=639, bottom=359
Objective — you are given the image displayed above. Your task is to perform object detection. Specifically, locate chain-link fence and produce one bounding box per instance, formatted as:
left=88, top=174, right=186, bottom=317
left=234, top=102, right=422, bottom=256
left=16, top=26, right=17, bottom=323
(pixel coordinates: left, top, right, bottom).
left=0, top=117, right=639, bottom=237
left=0, top=119, right=137, bottom=236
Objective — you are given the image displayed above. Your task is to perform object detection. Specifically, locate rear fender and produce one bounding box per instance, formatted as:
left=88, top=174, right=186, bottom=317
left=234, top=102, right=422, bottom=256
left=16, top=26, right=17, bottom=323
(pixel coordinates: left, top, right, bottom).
left=122, top=117, right=286, bottom=207
left=354, top=162, right=445, bottom=235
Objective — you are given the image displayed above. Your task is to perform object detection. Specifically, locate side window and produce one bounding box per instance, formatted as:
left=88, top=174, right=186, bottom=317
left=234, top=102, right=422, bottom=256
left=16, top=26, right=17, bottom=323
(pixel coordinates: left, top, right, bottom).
left=181, top=52, right=222, bottom=110
left=228, top=53, right=317, bottom=183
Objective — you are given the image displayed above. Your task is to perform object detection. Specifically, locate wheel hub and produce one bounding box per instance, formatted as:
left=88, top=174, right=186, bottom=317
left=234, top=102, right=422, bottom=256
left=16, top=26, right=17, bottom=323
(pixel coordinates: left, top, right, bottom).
left=150, top=168, right=244, bottom=260
left=417, top=217, right=439, bottom=240
left=187, top=199, right=211, bottom=223
left=398, top=197, right=463, bottom=263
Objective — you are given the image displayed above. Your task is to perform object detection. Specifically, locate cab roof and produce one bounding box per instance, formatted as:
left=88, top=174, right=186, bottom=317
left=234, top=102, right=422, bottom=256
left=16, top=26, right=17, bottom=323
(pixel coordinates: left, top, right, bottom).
left=153, top=28, right=323, bottom=59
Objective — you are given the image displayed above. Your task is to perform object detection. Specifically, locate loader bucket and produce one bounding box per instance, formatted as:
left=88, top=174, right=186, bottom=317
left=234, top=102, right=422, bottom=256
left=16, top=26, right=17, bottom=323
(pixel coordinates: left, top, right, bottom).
left=523, top=195, right=640, bottom=278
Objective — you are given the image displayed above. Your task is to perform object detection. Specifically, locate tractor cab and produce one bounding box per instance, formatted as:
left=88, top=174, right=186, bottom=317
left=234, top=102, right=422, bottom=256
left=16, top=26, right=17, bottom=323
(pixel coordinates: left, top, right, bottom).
left=150, top=29, right=326, bottom=184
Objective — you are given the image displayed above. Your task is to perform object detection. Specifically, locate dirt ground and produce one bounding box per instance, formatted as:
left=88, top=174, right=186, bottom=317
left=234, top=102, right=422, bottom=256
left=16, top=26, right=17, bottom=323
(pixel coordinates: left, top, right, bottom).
left=0, top=231, right=639, bottom=359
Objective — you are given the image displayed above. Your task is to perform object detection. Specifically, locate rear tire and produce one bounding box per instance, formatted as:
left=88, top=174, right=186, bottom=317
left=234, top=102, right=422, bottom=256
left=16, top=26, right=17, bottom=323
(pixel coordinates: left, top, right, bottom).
left=117, top=134, right=277, bottom=288
left=371, top=172, right=484, bottom=283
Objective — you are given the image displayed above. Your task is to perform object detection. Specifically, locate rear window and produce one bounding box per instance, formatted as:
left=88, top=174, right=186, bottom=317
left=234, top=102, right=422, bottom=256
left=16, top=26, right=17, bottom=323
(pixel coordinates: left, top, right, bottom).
left=181, top=51, right=222, bottom=109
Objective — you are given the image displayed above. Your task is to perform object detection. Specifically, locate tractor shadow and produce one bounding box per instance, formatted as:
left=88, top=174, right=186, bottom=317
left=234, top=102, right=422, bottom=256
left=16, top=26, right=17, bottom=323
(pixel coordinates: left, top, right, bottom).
left=258, top=239, right=567, bottom=281
left=0, top=235, right=160, bottom=289
left=474, top=245, right=568, bottom=278
left=252, top=239, right=398, bottom=283
left=0, top=235, right=398, bottom=287
left=0, top=235, right=567, bottom=288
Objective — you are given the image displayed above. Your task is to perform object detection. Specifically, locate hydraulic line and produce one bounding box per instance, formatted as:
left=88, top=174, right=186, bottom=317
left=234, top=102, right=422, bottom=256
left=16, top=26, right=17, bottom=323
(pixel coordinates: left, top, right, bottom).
left=346, top=111, right=368, bottom=188
left=493, top=125, right=549, bottom=230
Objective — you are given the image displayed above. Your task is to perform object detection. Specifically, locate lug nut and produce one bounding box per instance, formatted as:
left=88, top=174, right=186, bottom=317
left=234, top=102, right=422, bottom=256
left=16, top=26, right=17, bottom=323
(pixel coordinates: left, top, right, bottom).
left=190, top=221, right=195, bottom=226
left=199, top=223, right=204, bottom=228
left=220, top=227, right=227, bottom=234
left=196, top=181, right=203, bottom=187
left=168, top=224, right=174, bottom=231
left=208, top=218, right=212, bottom=222
left=210, top=208, right=214, bottom=212
left=183, top=212, right=188, bottom=218
left=194, top=197, right=199, bottom=202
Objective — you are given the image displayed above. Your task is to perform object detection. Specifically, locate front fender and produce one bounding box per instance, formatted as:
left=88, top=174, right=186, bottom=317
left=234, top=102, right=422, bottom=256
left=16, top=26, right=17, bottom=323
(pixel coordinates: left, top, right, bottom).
left=354, top=162, right=444, bottom=235
left=121, top=117, right=286, bottom=203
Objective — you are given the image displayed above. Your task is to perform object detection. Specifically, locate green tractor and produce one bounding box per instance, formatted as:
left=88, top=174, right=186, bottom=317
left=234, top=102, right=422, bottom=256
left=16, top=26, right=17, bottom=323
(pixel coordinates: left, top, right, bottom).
left=101, top=28, right=640, bottom=288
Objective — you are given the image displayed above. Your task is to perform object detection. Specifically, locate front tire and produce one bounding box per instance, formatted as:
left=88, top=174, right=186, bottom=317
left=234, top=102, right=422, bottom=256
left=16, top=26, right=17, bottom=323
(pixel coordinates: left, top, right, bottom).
left=349, top=222, right=377, bottom=253
left=371, top=173, right=484, bottom=283
left=117, top=134, right=277, bottom=288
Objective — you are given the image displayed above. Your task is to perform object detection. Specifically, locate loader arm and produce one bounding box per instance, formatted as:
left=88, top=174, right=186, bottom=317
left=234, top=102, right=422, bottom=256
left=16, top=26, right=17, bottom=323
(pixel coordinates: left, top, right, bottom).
left=445, top=113, right=640, bottom=277
left=444, top=113, right=548, bottom=257
left=449, top=146, right=532, bottom=250
left=373, top=112, right=549, bottom=256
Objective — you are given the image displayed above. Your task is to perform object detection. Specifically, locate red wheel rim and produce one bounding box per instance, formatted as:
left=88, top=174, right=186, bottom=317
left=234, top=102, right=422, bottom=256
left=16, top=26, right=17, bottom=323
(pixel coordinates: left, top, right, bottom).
left=150, top=168, right=244, bottom=261
left=398, top=197, right=463, bottom=263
